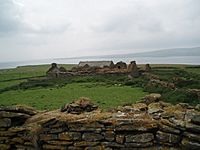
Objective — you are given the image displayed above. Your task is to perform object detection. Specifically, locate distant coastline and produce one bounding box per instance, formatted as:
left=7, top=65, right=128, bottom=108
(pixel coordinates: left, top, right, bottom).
left=1, top=47, right=200, bottom=69
left=0, top=56, right=200, bottom=69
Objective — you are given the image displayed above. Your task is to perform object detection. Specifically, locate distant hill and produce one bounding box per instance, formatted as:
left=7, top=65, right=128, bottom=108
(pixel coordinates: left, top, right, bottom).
left=73, top=47, right=200, bottom=59
left=125, top=47, right=200, bottom=57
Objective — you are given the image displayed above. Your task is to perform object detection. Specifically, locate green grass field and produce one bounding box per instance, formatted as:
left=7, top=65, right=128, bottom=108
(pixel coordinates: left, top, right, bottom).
left=0, top=64, right=199, bottom=110
left=0, top=82, right=146, bottom=110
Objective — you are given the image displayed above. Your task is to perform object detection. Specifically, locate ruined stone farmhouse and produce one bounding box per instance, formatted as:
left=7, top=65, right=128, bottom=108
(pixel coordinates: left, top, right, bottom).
left=78, top=61, right=115, bottom=68
left=46, top=60, right=151, bottom=78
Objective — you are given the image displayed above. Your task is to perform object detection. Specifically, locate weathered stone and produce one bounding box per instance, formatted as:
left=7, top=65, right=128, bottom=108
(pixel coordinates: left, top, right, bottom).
left=74, top=141, right=99, bottom=147
left=0, top=118, right=11, bottom=128
left=102, top=142, right=125, bottom=148
left=195, top=104, right=200, bottom=111
left=191, top=114, right=200, bottom=125
left=8, top=127, right=26, bottom=133
left=0, top=131, right=16, bottom=137
left=0, top=144, right=10, bottom=150
left=148, top=102, right=163, bottom=114
left=15, top=145, right=35, bottom=150
left=40, top=118, right=57, bottom=127
left=48, top=127, right=67, bottom=134
left=82, top=133, right=104, bottom=142
left=125, top=133, right=154, bottom=143
left=115, top=119, right=158, bottom=132
left=10, top=137, right=24, bottom=144
left=169, top=118, right=186, bottom=130
left=181, top=138, right=200, bottom=150
left=0, top=111, right=30, bottom=118
left=68, top=146, right=82, bottom=150
left=156, top=131, right=181, bottom=145
left=61, top=97, right=98, bottom=114
left=125, top=142, right=153, bottom=148
left=0, top=105, right=37, bottom=116
left=40, top=134, right=58, bottom=141
left=68, top=122, right=103, bottom=132
left=42, top=144, right=67, bottom=150
left=85, top=146, right=104, bottom=150
left=143, top=93, right=161, bottom=105
left=159, top=123, right=181, bottom=134
left=0, top=137, right=9, bottom=144
left=132, top=103, right=148, bottom=112
left=186, top=122, right=200, bottom=133
left=183, top=132, right=200, bottom=142
left=103, top=131, right=115, bottom=142
left=116, top=135, right=125, bottom=144
left=46, top=140, right=73, bottom=145
left=59, top=132, right=81, bottom=141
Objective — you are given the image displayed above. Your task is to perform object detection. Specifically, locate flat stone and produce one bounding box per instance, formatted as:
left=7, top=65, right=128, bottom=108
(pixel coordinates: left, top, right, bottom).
left=10, top=137, right=24, bottom=144
left=102, top=142, right=125, bottom=148
left=156, top=131, right=181, bottom=144
left=143, top=93, right=161, bottom=105
left=148, top=102, right=163, bottom=114
left=85, top=146, right=104, bottom=150
left=132, top=103, right=148, bottom=112
left=46, top=140, right=73, bottom=145
left=181, top=138, right=200, bottom=150
left=125, top=133, right=154, bottom=143
left=0, top=137, right=9, bottom=144
left=40, top=134, right=58, bottom=141
left=82, top=133, right=104, bottom=142
left=115, top=119, right=158, bottom=132
left=59, top=132, right=81, bottom=141
left=0, top=118, right=11, bottom=128
left=191, top=114, right=200, bottom=125
left=116, top=135, right=125, bottom=144
left=103, top=131, right=115, bottom=142
left=0, top=144, right=10, bottom=150
left=15, top=145, right=35, bottom=150
left=169, top=118, right=186, bottom=130
left=68, top=122, right=103, bottom=132
left=183, top=132, right=200, bottom=142
left=42, top=144, right=67, bottom=150
left=0, top=131, right=16, bottom=137
left=40, top=118, right=57, bottom=127
left=125, top=142, right=153, bottom=148
left=159, top=122, right=181, bottom=134
left=48, top=127, right=67, bottom=134
left=0, top=111, right=30, bottom=118
left=0, top=105, right=37, bottom=115
left=74, top=141, right=99, bottom=147
left=186, top=122, right=200, bottom=133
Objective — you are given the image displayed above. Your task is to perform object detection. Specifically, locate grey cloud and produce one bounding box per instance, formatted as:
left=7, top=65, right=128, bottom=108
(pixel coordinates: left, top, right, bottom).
left=0, top=0, right=71, bottom=36
left=0, top=0, right=23, bottom=35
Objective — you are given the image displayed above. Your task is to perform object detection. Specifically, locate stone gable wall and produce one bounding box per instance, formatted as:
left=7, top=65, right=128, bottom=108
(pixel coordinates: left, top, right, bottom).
left=0, top=102, right=200, bottom=150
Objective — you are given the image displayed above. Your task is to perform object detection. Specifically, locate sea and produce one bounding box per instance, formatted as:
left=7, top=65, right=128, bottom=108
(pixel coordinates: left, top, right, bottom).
left=0, top=56, right=200, bottom=69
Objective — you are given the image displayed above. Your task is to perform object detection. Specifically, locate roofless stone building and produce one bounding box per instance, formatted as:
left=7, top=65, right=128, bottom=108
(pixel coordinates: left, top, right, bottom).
left=78, top=61, right=114, bottom=68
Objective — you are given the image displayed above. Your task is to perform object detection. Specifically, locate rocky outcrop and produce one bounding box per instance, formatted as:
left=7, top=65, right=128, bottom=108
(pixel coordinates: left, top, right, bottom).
left=0, top=100, right=200, bottom=150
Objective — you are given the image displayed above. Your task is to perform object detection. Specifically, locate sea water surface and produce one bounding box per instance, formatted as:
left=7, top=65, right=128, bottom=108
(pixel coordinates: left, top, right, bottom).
left=0, top=56, right=200, bottom=69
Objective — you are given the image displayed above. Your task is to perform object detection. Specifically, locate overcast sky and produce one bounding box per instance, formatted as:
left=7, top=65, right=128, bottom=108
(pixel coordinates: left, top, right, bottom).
left=0, top=0, right=200, bottom=62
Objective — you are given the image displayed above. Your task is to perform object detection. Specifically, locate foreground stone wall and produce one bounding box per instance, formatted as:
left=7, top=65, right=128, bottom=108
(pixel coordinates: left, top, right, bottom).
left=0, top=101, right=200, bottom=150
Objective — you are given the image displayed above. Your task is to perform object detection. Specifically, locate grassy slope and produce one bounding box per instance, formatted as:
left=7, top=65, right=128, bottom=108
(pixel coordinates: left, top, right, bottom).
left=0, top=64, right=199, bottom=110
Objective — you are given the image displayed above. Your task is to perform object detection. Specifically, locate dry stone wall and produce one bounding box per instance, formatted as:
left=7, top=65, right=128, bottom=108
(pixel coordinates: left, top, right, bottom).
left=1, top=101, right=200, bottom=150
